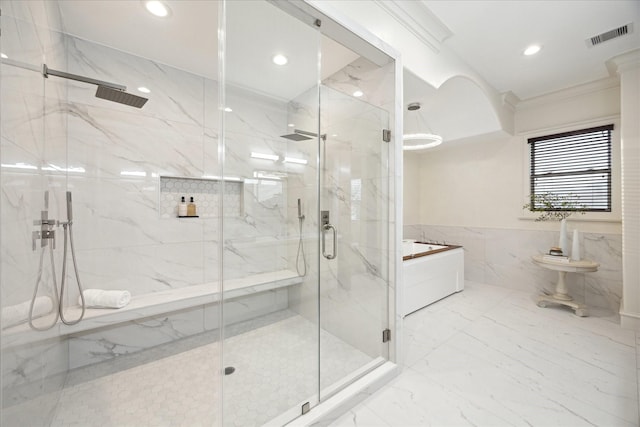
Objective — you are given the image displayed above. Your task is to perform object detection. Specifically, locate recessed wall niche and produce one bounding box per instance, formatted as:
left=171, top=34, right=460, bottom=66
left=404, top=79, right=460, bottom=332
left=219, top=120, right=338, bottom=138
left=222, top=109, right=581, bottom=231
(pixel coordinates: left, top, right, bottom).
left=159, top=176, right=243, bottom=218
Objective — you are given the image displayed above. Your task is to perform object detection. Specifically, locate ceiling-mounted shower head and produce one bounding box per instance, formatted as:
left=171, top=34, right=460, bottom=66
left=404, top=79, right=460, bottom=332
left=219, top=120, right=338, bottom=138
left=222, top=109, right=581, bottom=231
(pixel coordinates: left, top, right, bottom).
left=96, top=86, right=148, bottom=108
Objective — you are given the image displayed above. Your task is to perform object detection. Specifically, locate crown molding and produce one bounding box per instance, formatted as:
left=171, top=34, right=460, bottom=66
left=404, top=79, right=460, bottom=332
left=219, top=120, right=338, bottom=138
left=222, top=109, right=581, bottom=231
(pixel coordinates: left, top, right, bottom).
left=515, top=76, right=620, bottom=110
left=374, top=0, right=452, bottom=54
left=606, top=48, right=640, bottom=75
left=501, top=91, right=520, bottom=112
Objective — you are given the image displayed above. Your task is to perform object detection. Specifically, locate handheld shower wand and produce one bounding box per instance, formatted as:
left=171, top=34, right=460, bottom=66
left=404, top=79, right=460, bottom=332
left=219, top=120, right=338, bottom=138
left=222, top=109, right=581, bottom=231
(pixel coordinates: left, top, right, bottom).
left=297, top=198, right=304, bottom=219
left=66, top=191, right=73, bottom=222
left=59, top=191, right=85, bottom=325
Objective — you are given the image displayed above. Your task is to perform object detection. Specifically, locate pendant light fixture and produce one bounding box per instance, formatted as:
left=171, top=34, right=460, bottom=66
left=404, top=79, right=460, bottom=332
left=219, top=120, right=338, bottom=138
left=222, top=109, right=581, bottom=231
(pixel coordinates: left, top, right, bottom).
left=403, top=102, right=443, bottom=150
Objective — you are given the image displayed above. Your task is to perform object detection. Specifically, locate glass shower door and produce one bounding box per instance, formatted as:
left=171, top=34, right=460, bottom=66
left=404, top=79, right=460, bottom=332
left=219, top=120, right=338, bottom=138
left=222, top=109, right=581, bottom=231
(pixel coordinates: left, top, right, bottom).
left=318, top=85, right=390, bottom=397
left=221, top=1, right=321, bottom=426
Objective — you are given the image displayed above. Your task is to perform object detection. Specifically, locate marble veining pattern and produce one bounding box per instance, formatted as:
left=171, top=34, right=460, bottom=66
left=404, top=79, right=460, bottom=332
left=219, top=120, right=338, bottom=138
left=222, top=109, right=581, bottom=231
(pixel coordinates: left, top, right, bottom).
left=330, top=281, right=638, bottom=427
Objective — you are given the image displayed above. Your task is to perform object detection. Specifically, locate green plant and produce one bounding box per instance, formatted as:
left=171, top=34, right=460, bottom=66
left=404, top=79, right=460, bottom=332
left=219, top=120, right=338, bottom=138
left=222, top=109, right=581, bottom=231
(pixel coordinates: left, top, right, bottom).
left=523, top=193, right=588, bottom=221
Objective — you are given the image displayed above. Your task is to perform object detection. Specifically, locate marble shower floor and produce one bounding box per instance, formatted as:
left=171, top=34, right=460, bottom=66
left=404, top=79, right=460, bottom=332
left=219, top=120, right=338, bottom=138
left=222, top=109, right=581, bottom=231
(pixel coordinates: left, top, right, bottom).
left=331, top=280, right=639, bottom=426
left=42, top=310, right=371, bottom=427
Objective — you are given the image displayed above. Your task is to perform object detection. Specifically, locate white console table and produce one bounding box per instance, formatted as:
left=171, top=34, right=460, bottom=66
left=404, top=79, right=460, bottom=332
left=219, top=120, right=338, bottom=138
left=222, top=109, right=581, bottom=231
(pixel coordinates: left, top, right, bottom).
left=531, top=255, right=599, bottom=317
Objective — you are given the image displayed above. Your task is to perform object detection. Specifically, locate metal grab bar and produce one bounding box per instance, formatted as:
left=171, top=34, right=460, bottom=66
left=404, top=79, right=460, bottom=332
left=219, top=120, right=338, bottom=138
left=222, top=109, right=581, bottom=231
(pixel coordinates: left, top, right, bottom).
left=322, top=223, right=337, bottom=260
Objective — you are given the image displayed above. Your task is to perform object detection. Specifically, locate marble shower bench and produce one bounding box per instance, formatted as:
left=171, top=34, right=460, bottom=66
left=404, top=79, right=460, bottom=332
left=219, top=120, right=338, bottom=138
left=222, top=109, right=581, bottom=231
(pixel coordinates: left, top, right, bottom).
left=2, top=270, right=303, bottom=364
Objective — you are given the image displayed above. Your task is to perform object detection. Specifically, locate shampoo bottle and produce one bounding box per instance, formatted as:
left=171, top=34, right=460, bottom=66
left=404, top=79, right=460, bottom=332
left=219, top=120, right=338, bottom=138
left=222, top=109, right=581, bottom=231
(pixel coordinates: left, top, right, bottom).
left=178, top=196, right=188, bottom=217
left=187, top=196, right=197, bottom=217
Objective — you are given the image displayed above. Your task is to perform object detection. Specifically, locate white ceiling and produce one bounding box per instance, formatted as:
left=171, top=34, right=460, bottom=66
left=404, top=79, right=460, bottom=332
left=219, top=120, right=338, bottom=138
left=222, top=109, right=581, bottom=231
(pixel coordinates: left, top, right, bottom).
left=422, top=0, right=640, bottom=100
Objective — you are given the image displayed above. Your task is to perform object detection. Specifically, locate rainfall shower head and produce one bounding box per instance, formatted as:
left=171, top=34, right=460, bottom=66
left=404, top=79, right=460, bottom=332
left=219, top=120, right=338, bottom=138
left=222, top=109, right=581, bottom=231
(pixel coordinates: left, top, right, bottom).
left=95, top=86, right=148, bottom=108
left=43, top=64, right=148, bottom=108
left=281, top=132, right=313, bottom=141
left=280, top=129, right=326, bottom=141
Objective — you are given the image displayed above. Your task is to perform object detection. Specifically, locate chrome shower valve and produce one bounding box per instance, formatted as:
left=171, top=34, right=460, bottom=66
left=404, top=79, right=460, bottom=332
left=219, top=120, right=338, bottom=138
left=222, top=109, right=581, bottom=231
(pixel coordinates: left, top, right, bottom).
left=32, top=210, right=57, bottom=250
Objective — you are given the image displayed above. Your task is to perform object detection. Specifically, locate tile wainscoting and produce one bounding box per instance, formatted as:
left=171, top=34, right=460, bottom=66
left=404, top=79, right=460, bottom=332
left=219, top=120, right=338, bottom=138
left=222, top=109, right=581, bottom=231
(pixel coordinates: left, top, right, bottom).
left=404, top=224, right=622, bottom=314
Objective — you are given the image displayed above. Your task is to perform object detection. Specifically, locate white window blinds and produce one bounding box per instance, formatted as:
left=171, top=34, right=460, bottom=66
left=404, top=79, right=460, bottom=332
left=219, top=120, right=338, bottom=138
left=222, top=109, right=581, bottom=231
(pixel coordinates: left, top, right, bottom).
left=529, top=124, right=613, bottom=212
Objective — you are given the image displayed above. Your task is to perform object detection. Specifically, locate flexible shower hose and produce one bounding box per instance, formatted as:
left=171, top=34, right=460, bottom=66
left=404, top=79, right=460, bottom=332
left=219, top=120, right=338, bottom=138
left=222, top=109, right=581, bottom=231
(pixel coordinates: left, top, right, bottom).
left=59, top=221, right=85, bottom=325
left=28, top=243, right=60, bottom=331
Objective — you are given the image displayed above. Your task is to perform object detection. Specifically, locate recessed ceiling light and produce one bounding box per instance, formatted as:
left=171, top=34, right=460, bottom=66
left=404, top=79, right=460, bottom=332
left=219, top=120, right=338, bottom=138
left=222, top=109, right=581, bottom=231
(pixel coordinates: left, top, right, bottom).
left=524, top=45, right=542, bottom=56
left=0, top=53, right=8, bottom=59
left=145, top=1, right=170, bottom=17
left=287, top=123, right=295, bottom=127
left=272, top=54, right=288, bottom=66
left=353, top=90, right=364, bottom=97
left=224, top=107, right=233, bottom=112
left=137, top=86, right=151, bottom=94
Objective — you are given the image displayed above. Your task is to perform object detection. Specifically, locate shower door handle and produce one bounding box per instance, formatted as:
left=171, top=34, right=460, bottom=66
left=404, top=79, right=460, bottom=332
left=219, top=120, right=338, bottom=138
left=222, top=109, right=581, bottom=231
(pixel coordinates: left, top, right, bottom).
left=322, top=223, right=337, bottom=260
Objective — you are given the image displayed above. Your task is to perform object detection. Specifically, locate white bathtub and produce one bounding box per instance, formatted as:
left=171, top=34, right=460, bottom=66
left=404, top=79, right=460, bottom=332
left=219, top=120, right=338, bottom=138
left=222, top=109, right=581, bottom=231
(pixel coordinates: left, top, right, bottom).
left=403, top=241, right=448, bottom=256
left=402, top=240, right=464, bottom=316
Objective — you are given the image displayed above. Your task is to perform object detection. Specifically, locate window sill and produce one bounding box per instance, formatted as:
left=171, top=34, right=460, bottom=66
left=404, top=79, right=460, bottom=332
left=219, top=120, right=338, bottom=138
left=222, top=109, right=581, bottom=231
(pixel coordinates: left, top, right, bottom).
left=518, top=216, right=622, bottom=224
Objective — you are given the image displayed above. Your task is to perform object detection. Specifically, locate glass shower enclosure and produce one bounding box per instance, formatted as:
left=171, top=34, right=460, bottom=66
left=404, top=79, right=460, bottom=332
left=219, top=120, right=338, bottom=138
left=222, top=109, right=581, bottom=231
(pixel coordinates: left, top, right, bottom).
left=0, top=1, right=398, bottom=425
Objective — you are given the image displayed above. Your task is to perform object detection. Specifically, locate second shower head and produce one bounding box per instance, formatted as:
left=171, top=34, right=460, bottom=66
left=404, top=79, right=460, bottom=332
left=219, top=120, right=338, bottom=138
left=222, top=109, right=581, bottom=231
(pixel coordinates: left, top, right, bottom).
left=280, top=129, right=327, bottom=141
left=95, top=86, right=148, bottom=108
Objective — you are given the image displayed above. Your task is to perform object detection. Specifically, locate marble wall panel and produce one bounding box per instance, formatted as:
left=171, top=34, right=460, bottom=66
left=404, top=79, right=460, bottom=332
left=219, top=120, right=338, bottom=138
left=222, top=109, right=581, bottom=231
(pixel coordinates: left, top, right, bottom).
left=68, top=307, right=206, bottom=369
left=1, top=336, right=67, bottom=426
left=222, top=238, right=287, bottom=280
left=204, top=289, right=288, bottom=331
left=323, top=57, right=395, bottom=112
left=65, top=36, right=206, bottom=127
left=0, top=172, right=68, bottom=305
left=76, top=241, right=207, bottom=298
left=0, top=1, right=63, bottom=47
left=65, top=103, right=206, bottom=180
left=583, top=233, right=623, bottom=310
left=0, top=11, right=66, bottom=100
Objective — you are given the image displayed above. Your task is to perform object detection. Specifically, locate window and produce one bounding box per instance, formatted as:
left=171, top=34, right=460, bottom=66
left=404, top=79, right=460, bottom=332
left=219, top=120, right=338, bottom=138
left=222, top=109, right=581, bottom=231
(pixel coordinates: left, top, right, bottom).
left=528, top=124, right=613, bottom=212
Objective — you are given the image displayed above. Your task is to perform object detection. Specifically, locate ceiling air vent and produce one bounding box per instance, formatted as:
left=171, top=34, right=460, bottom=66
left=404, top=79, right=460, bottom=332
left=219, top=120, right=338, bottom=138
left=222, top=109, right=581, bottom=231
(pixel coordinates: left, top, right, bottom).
left=587, top=23, right=633, bottom=47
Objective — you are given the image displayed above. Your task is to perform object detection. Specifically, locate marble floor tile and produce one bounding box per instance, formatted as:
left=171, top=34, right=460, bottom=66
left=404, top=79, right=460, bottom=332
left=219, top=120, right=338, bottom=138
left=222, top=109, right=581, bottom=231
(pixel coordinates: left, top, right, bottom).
left=332, top=281, right=639, bottom=427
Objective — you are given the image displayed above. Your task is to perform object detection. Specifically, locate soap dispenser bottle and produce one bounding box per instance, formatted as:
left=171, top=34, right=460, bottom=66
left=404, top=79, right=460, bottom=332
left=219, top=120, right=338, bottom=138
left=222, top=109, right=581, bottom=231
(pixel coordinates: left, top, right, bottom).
left=187, top=196, right=197, bottom=217
left=178, top=196, right=188, bottom=217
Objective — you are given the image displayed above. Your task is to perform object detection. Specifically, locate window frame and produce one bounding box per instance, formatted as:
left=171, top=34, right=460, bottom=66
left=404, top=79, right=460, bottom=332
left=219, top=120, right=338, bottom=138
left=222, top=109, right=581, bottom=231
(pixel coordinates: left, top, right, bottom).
left=520, top=119, right=621, bottom=223
left=528, top=124, right=613, bottom=213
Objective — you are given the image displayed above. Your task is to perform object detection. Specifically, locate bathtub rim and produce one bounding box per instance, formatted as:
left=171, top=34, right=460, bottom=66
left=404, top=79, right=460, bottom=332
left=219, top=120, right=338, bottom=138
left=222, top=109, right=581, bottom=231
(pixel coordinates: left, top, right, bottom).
left=402, top=242, right=463, bottom=261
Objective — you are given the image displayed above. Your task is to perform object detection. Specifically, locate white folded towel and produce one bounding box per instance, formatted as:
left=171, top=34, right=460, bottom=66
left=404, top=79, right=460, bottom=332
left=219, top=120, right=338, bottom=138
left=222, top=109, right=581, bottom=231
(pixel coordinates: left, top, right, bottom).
left=80, top=289, right=131, bottom=309
left=2, top=296, right=54, bottom=329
